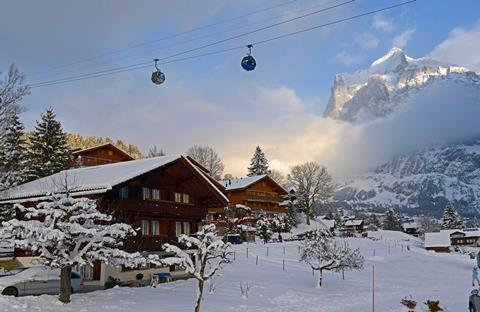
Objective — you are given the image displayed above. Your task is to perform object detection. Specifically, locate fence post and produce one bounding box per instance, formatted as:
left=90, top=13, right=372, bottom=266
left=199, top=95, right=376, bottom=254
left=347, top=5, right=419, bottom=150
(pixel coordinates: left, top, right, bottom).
left=283, top=259, right=285, bottom=271
left=246, top=247, right=249, bottom=258
left=234, top=251, right=236, bottom=261
left=256, top=255, right=258, bottom=265
left=267, top=247, right=269, bottom=257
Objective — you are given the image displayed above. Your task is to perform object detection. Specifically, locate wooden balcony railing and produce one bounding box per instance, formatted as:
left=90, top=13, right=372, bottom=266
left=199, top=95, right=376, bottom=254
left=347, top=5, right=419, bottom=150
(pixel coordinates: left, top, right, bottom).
left=111, top=199, right=207, bottom=218
left=122, top=235, right=194, bottom=253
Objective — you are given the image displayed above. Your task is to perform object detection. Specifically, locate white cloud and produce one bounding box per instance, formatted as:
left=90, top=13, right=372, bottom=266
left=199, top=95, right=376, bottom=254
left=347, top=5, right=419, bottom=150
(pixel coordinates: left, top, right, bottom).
left=373, top=14, right=394, bottom=32
left=430, top=21, right=480, bottom=71
left=354, top=32, right=379, bottom=50
left=331, top=50, right=362, bottom=66
left=392, top=28, right=416, bottom=48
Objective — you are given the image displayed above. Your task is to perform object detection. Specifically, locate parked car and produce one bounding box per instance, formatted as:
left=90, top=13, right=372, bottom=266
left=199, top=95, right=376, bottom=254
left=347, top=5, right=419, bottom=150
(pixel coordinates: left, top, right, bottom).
left=0, top=267, right=83, bottom=297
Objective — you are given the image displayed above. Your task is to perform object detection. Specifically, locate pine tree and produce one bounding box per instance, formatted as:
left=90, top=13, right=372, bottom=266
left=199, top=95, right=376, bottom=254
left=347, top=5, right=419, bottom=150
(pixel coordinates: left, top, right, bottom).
left=442, top=203, right=464, bottom=229
left=26, top=108, right=72, bottom=180
left=247, top=146, right=270, bottom=176
left=0, top=112, right=27, bottom=189
left=383, top=209, right=402, bottom=231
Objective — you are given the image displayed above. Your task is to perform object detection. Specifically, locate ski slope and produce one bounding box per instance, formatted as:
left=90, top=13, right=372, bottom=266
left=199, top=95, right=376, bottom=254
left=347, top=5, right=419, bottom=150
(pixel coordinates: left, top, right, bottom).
left=0, top=231, right=473, bottom=311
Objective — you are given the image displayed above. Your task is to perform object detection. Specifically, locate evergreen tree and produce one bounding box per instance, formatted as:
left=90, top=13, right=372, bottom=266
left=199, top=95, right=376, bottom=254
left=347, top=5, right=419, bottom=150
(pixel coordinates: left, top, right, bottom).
left=247, top=146, right=270, bottom=176
left=442, top=203, right=464, bottom=229
left=383, top=209, right=402, bottom=231
left=26, top=108, right=72, bottom=180
left=0, top=112, right=27, bottom=189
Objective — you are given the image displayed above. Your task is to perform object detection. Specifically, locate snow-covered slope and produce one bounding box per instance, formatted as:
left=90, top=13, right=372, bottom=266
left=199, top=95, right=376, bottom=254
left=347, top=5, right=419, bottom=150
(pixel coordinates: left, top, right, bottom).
left=335, top=141, right=480, bottom=216
left=324, top=47, right=480, bottom=122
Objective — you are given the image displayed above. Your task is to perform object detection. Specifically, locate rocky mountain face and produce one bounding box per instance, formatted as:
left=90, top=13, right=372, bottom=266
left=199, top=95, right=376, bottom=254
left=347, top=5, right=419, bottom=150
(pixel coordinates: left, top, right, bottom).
left=324, top=47, right=479, bottom=122
left=328, top=48, right=480, bottom=216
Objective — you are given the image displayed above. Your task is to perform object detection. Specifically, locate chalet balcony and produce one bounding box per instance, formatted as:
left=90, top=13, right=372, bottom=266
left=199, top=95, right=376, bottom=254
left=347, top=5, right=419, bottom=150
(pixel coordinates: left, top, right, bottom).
left=122, top=235, right=179, bottom=253
left=108, top=199, right=207, bottom=218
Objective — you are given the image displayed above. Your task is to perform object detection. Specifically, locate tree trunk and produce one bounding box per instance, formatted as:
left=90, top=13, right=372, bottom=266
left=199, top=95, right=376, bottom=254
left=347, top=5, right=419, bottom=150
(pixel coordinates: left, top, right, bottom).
left=194, top=279, right=204, bottom=312
left=316, top=269, right=323, bottom=288
left=59, top=266, right=72, bottom=304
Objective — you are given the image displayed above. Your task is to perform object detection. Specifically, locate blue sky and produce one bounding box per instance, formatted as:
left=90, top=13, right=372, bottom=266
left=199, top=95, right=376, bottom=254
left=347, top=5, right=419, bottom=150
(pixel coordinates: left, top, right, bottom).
left=1, top=0, right=480, bottom=176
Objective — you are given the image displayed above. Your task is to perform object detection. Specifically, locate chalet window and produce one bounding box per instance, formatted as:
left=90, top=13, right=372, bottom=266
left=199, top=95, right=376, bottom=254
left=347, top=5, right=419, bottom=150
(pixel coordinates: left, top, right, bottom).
left=182, top=193, right=190, bottom=204
left=119, top=186, right=129, bottom=199
left=142, top=187, right=152, bottom=200
left=151, top=220, right=160, bottom=235
left=141, top=220, right=150, bottom=235
left=174, top=192, right=182, bottom=203
left=183, top=222, right=190, bottom=235
left=175, top=221, right=182, bottom=237
left=152, top=189, right=161, bottom=200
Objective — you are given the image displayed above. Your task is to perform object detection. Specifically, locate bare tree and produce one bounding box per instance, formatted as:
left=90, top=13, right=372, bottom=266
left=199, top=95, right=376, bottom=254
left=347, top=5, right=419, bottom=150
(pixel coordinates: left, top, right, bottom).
left=287, top=162, right=335, bottom=225
left=268, top=169, right=287, bottom=189
left=161, top=224, right=233, bottom=312
left=187, top=145, right=224, bottom=180
left=147, top=145, right=165, bottom=157
left=0, top=64, right=29, bottom=132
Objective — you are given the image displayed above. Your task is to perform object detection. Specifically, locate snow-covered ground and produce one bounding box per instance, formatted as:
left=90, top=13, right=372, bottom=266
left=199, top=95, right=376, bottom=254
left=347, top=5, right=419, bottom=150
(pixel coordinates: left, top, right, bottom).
left=0, top=230, right=473, bottom=311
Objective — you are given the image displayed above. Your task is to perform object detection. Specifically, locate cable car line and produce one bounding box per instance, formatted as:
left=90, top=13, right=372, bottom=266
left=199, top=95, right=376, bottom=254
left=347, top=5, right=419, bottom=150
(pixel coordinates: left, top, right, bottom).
left=30, top=0, right=354, bottom=87
left=29, top=0, right=302, bottom=77
left=30, top=0, right=416, bottom=88
left=34, top=0, right=347, bottom=80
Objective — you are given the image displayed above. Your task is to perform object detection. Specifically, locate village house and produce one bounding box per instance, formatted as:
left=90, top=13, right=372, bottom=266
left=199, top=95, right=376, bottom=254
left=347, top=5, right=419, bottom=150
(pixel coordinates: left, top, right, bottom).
left=340, top=220, right=364, bottom=237
left=424, top=228, right=480, bottom=252
left=71, top=143, right=135, bottom=167
left=0, top=155, right=228, bottom=286
left=402, top=222, right=420, bottom=237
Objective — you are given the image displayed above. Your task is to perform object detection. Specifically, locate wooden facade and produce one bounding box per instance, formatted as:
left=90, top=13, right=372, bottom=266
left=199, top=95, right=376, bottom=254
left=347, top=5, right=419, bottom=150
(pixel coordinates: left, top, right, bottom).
left=71, top=143, right=135, bottom=167
left=5, top=156, right=227, bottom=259
left=209, top=175, right=288, bottom=218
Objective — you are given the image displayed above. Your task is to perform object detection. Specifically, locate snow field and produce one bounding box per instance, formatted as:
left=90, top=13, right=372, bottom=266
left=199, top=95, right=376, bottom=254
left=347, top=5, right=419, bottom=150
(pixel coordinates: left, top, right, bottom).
left=0, top=230, right=474, bottom=311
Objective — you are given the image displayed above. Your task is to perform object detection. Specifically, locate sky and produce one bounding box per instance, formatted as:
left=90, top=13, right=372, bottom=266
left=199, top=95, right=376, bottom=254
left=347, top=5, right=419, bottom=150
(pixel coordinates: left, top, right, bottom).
left=1, top=0, right=480, bottom=178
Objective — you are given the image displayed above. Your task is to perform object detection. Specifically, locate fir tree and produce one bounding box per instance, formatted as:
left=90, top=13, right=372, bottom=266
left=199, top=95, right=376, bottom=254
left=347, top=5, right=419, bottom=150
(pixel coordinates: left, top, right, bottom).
left=442, top=203, right=464, bottom=229
left=383, top=209, right=402, bottom=231
left=247, top=146, right=270, bottom=176
left=0, top=112, right=27, bottom=189
left=26, top=108, right=72, bottom=180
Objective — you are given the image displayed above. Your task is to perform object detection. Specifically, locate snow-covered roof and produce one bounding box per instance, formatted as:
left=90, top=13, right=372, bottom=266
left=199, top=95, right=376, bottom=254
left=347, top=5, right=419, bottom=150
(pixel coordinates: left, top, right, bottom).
left=402, top=222, right=418, bottom=230
left=425, top=232, right=451, bottom=248
left=344, top=220, right=363, bottom=226
left=319, top=219, right=335, bottom=229
left=219, top=175, right=267, bottom=191
left=0, top=155, right=227, bottom=204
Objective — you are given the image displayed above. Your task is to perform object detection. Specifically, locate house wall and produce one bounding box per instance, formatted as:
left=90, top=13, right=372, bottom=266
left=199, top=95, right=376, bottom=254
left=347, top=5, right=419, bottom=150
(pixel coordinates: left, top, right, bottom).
left=72, top=145, right=133, bottom=167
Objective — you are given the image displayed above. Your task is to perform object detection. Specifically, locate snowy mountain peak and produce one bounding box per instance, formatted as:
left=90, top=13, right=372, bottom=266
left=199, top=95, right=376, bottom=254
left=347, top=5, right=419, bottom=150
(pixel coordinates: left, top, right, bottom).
left=323, top=49, right=478, bottom=122
left=371, top=47, right=410, bottom=68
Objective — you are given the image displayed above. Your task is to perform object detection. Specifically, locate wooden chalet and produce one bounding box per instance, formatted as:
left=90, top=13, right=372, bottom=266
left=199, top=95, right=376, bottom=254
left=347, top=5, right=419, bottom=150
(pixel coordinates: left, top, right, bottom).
left=71, top=143, right=135, bottom=167
left=424, top=229, right=480, bottom=252
left=340, top=220, right=364, bottom=237
left=212, top=175, right=288, bottom=217
left=0, top=155, right=228, bottom=283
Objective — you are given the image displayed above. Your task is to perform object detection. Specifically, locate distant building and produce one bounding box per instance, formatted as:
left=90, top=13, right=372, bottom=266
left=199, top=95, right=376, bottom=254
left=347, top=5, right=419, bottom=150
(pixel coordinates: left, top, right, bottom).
left=402, top=222, right=419, bottom=237
left=341, top=220, right=364, bottom=236
left=71, top=143, right=135, bottom=167
left=424, top=229, right=480, bottom=252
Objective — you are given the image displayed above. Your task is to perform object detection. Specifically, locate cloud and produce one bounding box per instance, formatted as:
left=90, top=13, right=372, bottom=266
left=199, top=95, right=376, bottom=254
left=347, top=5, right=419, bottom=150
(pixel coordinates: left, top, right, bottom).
left=392, top=28, right=416, bottom=48
left=354, top=32, right=379, bottom=50
left=372, top=14, right=394, bottom=32
left=430, top=21, right=480, bottom=71
left=331, top=51, right=362, bottom=66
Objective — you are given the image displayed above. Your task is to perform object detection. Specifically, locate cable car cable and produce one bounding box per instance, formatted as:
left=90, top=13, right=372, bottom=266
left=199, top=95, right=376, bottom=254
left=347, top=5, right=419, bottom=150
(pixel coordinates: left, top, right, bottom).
left=31, top=0, right=416, bottom=88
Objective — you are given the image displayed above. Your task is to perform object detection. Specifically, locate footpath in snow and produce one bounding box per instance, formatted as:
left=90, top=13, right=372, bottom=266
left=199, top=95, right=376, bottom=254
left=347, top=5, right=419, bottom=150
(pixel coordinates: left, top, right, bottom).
left=0, top=230, right=474, bottom=311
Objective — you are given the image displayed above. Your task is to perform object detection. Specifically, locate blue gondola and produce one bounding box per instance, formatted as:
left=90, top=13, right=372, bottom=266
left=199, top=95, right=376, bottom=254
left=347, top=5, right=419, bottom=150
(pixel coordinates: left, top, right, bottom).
left=241, top=44, right=256, bottom=71
left=151, top=59, right=165, bottom=85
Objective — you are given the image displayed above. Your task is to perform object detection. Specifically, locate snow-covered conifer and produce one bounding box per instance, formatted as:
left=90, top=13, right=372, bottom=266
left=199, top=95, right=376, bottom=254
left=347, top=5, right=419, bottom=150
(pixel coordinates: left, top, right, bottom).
left=256, top=215, right=273, bottom=243
left=26, top=107, right=72, bottom=181
left=0, top=111, right=27, bottom=189
left=442, top=203, right=464, bottom=229
left=383, top=209, right=402, bottom=231
left=161, top=224, right=233, bottom=312
left=299, top=230, right=364, bottom=288
left=247, top=146, right=270, bottom=176
left=0, top=194, right=143, bottom=303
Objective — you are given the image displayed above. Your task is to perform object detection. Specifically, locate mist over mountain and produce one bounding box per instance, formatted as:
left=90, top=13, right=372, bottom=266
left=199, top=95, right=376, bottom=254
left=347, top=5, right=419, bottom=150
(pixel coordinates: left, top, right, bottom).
left=326, top=48, right=480, bottom=216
